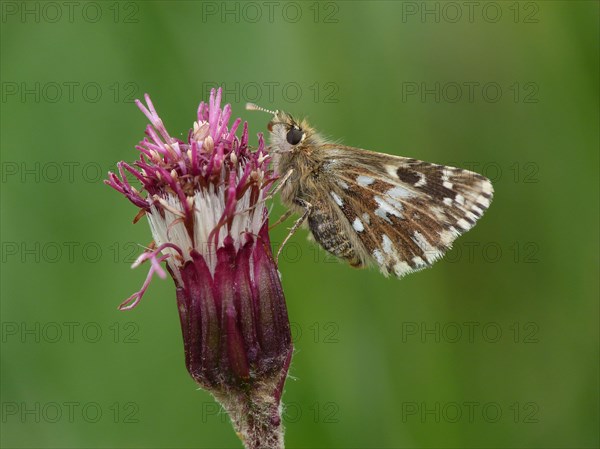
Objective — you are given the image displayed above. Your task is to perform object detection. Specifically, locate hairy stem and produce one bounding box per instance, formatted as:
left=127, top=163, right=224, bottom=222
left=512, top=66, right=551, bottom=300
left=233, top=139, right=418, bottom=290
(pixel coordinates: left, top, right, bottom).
left=214, top=384, right=285, bottom=449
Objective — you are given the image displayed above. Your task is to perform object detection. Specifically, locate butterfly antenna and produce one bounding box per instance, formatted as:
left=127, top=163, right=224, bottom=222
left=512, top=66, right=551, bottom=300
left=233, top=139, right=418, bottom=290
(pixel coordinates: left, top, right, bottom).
left=246, top=103, right=277, bottom=116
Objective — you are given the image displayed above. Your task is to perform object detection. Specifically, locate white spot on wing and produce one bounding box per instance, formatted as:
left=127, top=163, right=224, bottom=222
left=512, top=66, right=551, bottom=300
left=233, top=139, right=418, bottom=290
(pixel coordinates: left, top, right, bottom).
left=337, top=179, right=349, bottom=189
left=455, top=194, right=465, bottom=205
left=465, top=211, right=478, bottom=222
left=386, top=165, right=399, bottom=178
left=476, top=194, right=490, bottom=208
left=412, top=231, right=443, bottom=263
left=330, top=191, right=343, bottom=207
left=415, top=173, right=427, bottom=187
left=373, top=249, right=384, bottom=265
left=362, top=213, right=371, bottom=224
left=482, top=180, right=493, bottom=194
left=412, top=231, right=431, bottom=252
left=393, top=261, right=412, bottom=276
left=431, top=205, right=446, bottom=220
left=382, top=234, right=393, bottom=254
left=442, top=168, right=453, bottom=182
left=357, top=175, right=375, bottom=186
left=387, top=186, right=414, bottom=199
left=440, top=226, right=459, bottom=245
left=374, top=195, right=402, bottom=221
left=443, top=181, right=453, bottom=189
left=412, top=256, right=426, bottom=267
left=457, top=218, right=471, bottom=230
left=443, top=197, right=453, bottom=206
left=352, top=217, right=364, bottom=232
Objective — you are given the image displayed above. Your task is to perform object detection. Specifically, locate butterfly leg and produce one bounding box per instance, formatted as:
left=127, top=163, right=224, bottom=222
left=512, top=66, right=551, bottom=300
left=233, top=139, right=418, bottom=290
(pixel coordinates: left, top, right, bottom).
left=267, top=168, right=294, bottom=200
left=276, top=200, right=312, bottom=265
left=269, top=209, right=294, bottom=230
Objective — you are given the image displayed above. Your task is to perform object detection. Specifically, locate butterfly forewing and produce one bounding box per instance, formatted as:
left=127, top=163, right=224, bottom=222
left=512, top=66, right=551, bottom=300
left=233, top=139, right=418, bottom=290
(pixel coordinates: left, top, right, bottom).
left=323, top=145, right=494, bottom=277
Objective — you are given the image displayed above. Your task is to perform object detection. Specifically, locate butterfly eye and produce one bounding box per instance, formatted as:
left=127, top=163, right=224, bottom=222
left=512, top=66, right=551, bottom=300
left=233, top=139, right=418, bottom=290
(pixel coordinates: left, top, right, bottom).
left=286, top=127, right=304, bottom=145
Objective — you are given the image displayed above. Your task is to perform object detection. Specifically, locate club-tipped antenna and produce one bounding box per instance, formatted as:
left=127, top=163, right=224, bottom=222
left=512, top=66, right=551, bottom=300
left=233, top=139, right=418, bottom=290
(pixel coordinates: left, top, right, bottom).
left=246, top=103, right=277, bottom=115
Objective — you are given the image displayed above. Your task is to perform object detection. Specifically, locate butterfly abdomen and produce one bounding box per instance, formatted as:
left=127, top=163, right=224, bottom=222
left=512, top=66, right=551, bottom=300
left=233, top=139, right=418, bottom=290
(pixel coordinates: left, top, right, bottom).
left=307, top=205, right=364, bottom=267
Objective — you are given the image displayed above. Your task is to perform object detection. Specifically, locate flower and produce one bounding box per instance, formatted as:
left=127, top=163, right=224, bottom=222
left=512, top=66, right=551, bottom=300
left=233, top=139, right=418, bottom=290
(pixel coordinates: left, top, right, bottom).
left=105, top=88, right=293, bottom=449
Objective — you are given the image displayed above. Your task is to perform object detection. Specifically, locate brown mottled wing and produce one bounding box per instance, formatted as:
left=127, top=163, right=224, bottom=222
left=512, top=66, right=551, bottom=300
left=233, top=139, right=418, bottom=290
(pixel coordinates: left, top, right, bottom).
left=321, top=145, right=494, bottom=277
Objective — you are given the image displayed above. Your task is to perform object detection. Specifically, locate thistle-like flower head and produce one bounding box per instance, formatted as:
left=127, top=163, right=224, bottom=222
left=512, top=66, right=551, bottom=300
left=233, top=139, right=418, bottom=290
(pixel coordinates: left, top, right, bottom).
left=106, top=89, right=292, bottom=449
left=106, top=89, right=274, bottom=305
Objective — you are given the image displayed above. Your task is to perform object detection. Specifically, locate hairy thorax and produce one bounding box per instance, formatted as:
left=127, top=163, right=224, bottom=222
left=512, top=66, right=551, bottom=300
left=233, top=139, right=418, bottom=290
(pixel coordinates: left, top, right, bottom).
left=274, top=148, right=322, bottom=209
left=274, top=148, right=364, bottom=267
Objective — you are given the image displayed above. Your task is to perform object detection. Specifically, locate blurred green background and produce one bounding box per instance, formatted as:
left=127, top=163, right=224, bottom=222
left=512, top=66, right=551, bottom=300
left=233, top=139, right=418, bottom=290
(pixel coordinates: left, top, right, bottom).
left=1, top=1, right=598, bottom=448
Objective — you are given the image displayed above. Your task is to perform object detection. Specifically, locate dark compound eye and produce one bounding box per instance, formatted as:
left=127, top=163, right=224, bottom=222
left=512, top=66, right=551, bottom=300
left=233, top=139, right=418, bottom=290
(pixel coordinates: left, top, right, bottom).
left=286, top=127, right=304, bottom=145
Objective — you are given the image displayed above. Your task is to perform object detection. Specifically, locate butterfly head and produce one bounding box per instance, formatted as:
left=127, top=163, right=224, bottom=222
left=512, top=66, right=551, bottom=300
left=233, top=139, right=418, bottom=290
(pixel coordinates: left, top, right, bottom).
left=246, top=103, right=316, bottom=154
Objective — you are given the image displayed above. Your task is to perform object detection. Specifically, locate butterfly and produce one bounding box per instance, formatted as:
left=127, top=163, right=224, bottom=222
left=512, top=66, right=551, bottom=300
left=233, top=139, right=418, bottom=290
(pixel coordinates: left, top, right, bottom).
left=247, top=103, right=494, bottom=278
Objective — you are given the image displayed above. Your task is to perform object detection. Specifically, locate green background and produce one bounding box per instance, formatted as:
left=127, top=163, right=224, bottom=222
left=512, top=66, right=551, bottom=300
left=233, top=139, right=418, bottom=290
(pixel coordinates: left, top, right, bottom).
left=1, top=1, right=598, bottom=448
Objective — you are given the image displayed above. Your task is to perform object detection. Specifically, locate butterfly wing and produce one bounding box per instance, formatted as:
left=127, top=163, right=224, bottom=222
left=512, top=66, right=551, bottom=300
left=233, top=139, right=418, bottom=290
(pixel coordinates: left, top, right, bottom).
left=321, top=145, right=494, bottom=277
